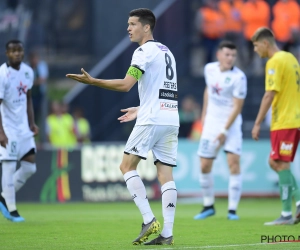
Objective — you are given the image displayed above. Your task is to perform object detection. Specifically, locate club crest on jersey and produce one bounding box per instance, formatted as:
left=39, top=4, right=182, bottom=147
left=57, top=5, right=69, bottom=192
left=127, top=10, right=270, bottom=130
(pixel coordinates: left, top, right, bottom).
left=224, top=77, right=231, bottom=84
left=212, top=83, right=222, bottom=95
left=17, top=81, right=27, bottom=96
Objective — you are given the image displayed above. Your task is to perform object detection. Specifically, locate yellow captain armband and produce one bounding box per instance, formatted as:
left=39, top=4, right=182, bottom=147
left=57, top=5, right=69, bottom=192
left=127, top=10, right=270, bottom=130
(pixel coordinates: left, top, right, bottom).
left=127, top=66, right=143, bottom=80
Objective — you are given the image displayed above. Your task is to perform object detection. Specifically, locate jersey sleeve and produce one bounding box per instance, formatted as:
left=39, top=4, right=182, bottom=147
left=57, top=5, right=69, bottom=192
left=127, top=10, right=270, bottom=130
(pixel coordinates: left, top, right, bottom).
left=0, top=68, right=7, bottom=99
left=126, top=48, right=146, bottom=81
left=265, top=58, right=282, bottom=92
left=233, top=74, right=247, bottom=99
left=203, top=64, right=209, bottom=86
left=27, top=67, right=34, bottom=90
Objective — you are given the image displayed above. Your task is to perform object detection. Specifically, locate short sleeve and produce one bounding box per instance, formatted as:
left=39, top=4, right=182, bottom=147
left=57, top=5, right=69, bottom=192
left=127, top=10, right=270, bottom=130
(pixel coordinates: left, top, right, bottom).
left=0, top=68, right=7, bottom=99
left=131, top=47, right=146, bottom=73
left=265, top=59, right=282, bottom=92
left=203, top=64, right=209, bottom=86
left=233, top=74, right=247, bottom=99
left=28, top=67, right=34, bottom=89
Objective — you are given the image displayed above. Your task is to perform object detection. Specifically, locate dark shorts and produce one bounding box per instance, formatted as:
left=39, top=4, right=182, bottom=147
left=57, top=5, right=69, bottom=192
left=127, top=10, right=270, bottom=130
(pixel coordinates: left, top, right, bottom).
left=270, top=128, right=300, bottom=162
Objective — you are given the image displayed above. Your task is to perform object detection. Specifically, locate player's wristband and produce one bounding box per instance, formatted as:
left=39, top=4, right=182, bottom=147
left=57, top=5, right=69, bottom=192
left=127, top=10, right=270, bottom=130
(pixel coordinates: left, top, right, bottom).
left=220, top=128, right=228, bottom=136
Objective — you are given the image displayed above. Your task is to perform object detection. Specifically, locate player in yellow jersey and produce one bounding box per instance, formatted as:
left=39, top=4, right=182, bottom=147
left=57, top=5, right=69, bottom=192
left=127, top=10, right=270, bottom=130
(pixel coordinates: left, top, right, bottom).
left=251, top=27, right=300, bottom=225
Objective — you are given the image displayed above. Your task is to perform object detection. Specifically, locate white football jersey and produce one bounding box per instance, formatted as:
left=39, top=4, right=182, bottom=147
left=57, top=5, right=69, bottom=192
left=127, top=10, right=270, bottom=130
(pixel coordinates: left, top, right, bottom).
left=204, top=62, right=247, bottom=123
left=131, top=40, right=179, bottom=127
left=0, top=62, right=34, bottom=137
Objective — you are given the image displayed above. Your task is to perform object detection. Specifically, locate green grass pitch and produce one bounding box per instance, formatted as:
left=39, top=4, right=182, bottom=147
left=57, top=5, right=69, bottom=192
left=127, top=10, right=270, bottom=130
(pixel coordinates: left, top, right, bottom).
left=1, top=198, right=300, bottom=249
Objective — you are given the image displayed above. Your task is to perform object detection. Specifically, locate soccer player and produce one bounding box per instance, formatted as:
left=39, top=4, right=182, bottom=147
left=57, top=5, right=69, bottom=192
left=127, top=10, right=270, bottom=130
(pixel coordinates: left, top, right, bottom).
left=67, top=8, right=178, bottom=245
left=194, top=41, right=247, bottom=221
left=251, top=27, right=300, bottom=225
left=0, top=40, right=38, bottom=222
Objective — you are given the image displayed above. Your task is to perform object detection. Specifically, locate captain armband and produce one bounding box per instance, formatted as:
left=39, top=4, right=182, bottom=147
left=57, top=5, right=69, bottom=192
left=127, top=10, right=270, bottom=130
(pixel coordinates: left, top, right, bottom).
left=126, top=66, right=143, bottom=81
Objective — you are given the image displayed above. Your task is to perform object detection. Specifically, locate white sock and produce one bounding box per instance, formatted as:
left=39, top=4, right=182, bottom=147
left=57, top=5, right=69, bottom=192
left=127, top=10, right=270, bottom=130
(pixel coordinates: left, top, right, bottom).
left=296, top=201, right=300, bottom=207
left=14, top=161, right=36, bottom=192
left=200, top=173, right=214, bottom=207
left=228, top=174, right=242, bottom=211
left=1, top=161, right=17, bottom=212
left=282, top=211, right=292, bottom=217
left=123, top=170, right=154, bottom=224
left=161, top=181, right=177, bottom=238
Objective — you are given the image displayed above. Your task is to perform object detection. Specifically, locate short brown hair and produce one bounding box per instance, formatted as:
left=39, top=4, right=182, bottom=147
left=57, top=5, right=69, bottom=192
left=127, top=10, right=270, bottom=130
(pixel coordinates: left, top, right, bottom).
left=218, top=40, right=237, bottom=50
left=251, top=27, right=275, bottom=43
left=129, top=8, right=156, bottom=32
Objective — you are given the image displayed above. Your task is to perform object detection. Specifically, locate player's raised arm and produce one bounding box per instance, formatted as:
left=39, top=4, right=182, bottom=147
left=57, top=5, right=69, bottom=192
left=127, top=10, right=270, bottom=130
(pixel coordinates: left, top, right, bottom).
left=66, top=68, right=137, bottom=92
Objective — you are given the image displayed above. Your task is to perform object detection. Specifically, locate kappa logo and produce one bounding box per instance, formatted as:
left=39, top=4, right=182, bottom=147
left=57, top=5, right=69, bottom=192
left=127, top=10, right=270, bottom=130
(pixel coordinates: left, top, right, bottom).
left=280, top=141, right=293, bottom=156
left=138, top=48, right=143, bottom=52
left=132, top=194, right=137, bottom=199
left=130, top=146, right=139, bottom=153
left=166, top=203, right=175, bottom=208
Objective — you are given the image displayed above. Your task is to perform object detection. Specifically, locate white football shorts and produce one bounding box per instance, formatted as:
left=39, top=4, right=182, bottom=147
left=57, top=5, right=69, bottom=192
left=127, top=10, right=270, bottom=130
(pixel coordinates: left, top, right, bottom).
left=124, top=125, right=179, bottom=167
left=197, top=119, right=242, bottom=158
left=0, top=135, right=36, bottom=161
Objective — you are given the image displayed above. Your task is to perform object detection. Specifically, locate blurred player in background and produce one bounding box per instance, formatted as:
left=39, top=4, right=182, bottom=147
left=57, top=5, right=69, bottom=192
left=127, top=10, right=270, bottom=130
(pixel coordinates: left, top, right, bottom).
left=194, top=41, right=247, bottom=221
left=67, top=8, right=178, bottom=246
left=0, top=40, right=38, bottom=222
left=252, top=27, right=300, bottom=225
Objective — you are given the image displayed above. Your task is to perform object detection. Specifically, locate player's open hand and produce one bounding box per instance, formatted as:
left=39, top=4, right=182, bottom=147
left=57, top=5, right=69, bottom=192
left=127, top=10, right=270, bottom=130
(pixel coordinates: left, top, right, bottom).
left=118, top=107, right=139, bottom=123
left=0, top=132, right=8, bottom=148
left=66, top=68, right=94, bottom=85
left=30, top=124, right=39, bottom=135
left=252, top=123, right=260, bottom=141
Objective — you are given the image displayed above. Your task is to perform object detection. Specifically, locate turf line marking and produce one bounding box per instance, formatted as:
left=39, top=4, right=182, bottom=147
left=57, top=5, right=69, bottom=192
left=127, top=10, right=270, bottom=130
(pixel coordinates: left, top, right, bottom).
left=141, top=242, right=299, bottom=250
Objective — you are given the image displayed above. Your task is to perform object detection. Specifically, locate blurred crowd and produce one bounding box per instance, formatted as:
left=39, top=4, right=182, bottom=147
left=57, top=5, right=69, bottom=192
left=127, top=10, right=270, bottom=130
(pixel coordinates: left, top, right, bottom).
left=191, top=0, right=300, bottom=76
left=45, top=101, right=91, bottom=149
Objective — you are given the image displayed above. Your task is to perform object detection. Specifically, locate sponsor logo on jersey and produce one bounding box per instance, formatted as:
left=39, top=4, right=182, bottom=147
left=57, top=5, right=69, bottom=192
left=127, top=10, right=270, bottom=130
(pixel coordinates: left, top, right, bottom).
left=17, top=81, right=27, bottom=96
left=279, top=141, right=293, bottom=156
left=159, top=89, right=178, bottom=100
left=160, top=102, right=178, bottom=111
left=156, top=44, right=168, bottom=51
left=212, top=83, right=222, bottom=95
